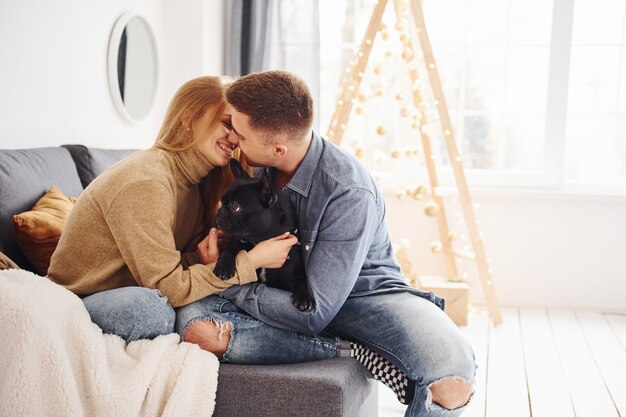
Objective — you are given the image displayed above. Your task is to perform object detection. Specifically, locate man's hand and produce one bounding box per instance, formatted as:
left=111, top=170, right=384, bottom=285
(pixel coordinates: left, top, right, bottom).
left=197, top=228, right=230, bottom=264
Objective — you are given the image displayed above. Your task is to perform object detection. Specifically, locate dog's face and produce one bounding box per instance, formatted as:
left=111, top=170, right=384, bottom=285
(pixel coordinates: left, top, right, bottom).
left=215, top=159, right=294, bottom=243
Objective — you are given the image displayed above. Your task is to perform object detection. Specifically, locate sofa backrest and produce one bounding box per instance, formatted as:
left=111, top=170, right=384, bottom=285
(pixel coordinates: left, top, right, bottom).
left=62, top=145, right=137, bottom=188
left=0, top=145, right=138, bottom=272
left=0, top=147, right=84, bottom=270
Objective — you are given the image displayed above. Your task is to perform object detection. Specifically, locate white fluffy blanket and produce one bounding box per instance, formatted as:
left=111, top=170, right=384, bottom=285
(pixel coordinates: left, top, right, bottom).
left=0, top=269, right=219, bottom=417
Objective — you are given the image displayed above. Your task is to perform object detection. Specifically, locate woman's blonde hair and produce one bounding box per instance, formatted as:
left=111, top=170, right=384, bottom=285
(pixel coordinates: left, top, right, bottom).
left=154, top=76, right=249, bottom=233
left=154, top=76, right=225, bottom=151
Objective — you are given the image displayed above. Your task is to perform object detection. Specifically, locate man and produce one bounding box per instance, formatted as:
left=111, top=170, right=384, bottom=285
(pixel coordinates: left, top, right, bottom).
left=178, top=70, right=475, bottom=416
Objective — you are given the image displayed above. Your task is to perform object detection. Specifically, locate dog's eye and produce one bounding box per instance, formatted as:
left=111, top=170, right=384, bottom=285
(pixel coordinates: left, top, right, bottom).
left=230, top=202, right=241, bottom=212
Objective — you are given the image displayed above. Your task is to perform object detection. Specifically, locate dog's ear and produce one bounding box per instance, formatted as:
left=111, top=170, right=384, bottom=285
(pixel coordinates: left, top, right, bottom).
left=229, top=158, right=249, bottom=179
left=261, top=169, right=279, bottom=208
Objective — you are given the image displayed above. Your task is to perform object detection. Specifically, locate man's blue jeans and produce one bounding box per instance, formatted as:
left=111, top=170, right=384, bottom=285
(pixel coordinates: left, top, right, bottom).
left=176, top=291, right=476, bottom=417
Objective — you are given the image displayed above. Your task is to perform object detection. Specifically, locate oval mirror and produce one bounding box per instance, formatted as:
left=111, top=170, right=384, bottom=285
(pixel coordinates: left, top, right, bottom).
left=107, top=13, right=158, bottom=123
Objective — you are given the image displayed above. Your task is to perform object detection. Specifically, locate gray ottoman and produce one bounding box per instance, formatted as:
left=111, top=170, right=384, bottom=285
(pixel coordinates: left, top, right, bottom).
left=214, top=358, right=378, bottom=417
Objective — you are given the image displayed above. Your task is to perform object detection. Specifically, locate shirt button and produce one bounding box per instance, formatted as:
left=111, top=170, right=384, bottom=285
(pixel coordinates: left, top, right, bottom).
left=305, top=245, right=310, bottom=251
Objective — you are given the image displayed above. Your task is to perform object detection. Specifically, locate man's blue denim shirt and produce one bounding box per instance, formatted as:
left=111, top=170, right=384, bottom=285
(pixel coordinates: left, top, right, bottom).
left=221, top=132, right=444, bottom=335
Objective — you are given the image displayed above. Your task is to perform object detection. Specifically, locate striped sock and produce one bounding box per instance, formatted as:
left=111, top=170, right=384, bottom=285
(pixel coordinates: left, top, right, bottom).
left=349, top=341, right=415, bottom=405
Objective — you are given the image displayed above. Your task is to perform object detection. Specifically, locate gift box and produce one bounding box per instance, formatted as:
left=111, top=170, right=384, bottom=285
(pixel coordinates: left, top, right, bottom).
left=420, top=275, right=469, bottom=326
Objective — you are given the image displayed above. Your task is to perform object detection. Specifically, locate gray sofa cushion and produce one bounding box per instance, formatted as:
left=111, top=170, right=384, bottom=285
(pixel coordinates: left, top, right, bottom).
left=214, top=358, right=377, bottom=417
left=0, top=147, right=84, bottom=270
left=62, top=144, right=137, bottom=188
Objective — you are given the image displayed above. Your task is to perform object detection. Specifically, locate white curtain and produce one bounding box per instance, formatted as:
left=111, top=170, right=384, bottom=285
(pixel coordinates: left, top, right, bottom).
left=223, top=0, right=274, bottom=76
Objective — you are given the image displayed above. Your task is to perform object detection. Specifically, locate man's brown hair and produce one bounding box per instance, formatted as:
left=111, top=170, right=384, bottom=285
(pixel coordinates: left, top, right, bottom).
left=226, top=70, right=313, bottom=144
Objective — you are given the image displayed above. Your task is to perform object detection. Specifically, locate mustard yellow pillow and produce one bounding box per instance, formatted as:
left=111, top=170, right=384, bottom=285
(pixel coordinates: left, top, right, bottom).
left=12, top=186, right=78, bottom=275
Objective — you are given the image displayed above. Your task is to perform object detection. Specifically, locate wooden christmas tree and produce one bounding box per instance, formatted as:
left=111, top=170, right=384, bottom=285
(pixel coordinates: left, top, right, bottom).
left=326, top=0, right=502, bottom=325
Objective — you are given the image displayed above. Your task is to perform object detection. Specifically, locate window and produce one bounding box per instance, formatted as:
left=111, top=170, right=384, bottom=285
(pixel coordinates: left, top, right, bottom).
left=564, top=0, right=626, bottom=188
left=269, top=0, right=626, bottom=193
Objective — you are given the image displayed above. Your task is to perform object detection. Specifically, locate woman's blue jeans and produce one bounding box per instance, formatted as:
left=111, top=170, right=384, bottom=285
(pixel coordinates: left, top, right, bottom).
left=176, top=291, right=476, bottom=417
left=81, top=286, right=175, bottom=342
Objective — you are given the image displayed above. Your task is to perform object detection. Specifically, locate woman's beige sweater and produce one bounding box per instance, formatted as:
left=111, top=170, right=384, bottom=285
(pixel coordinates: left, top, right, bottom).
left=48, top=146, right=257, bottom=307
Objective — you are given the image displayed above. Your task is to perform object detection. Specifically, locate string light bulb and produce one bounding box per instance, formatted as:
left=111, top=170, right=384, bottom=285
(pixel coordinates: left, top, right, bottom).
left=424, top=201, right=439, bottom=217
left=372, top=152, right=389, bottom=169
left=408, top=186, right=425, bottom=200
left=430, top=241, right=443, bottom=253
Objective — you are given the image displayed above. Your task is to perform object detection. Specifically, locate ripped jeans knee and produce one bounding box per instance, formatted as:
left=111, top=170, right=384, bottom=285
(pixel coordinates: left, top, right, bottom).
left=174, top=295, right=340, bottom=364
left=426, top=375, right=474, bottom=412
left=182, top=316, right=233, bottom=358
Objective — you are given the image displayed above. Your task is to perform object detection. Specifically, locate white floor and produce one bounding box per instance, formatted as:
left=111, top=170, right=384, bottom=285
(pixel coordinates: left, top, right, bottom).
left=377, top=306, right=626, bottom=417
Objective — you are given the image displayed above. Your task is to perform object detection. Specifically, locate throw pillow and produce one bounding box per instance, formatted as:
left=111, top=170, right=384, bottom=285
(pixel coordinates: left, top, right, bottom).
left=12, top=186, right=78, bottom=275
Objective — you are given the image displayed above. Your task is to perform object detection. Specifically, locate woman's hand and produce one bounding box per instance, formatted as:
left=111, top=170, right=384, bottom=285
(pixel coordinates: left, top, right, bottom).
left=247, top=232, right=299, bottom=269
left=197, top=228, right=230, bottom=264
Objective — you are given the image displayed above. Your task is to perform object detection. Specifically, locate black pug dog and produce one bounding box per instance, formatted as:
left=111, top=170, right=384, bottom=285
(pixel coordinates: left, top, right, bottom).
left=213, top=159, right=315, bottom=311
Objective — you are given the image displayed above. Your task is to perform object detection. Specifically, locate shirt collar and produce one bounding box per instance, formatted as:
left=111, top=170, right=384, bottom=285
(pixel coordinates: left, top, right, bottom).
left=173, top=145, right=215, bottom=185
left=284, top=131, right=323, bottom=197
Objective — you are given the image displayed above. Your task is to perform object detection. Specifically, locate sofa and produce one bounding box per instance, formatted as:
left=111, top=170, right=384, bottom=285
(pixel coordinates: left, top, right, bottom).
left=0, top=145, right=378, bottom=417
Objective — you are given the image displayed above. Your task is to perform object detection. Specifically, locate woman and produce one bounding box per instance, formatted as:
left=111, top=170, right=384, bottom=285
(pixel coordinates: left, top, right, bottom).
left=48, top=76, right=296, bottom=341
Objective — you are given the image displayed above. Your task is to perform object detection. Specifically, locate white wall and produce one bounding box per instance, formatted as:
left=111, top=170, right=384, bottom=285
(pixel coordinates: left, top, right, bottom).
left=385, top=189, right=626, bottom=312
left=160, top=0, right=224, bottom=114
left=0, top=0, right=224, bottom=150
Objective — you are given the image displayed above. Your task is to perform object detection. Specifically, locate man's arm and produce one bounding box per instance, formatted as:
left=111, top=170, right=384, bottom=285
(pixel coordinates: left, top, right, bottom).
left=221, top=188, right=378, bottom=335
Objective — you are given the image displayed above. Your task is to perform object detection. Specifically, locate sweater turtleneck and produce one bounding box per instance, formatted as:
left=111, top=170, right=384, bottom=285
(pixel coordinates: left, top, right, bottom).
left=173, top=145, right=214, bottom=186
